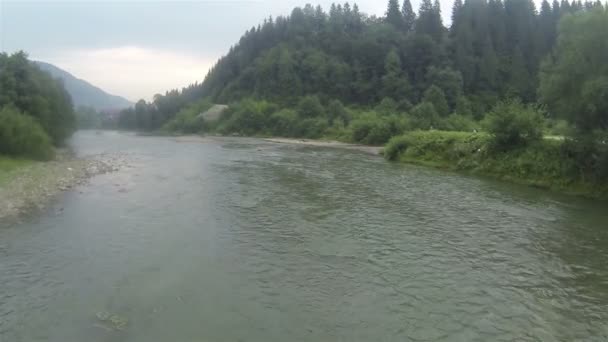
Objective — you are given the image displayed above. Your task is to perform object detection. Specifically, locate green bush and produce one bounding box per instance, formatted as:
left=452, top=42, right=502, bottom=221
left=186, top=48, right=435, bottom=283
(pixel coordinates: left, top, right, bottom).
left=482, top=100, right=543, bottom=150
left=268, top=109, right=298, bottom=136
left=326, top=99, right=351, bottom=126
left=296, top=95, right=324, bottom=118
left=0, top=106, right=54, bottom=160
left=438, top=114, right=479, bottom=132
left=350, top=112, right=408, bottom=145
left=384, top=135, right=410, bottom=161
left=162, top=99, right=212, bottom=134
left=217, top=99, right=277, bottom=135
left=383, top=130, right=489, bottom=163
left=409, top=102, right=441, bottom=130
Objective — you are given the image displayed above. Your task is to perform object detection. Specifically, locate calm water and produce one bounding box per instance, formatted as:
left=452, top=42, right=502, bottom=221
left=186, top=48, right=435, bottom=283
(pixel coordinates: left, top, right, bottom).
left=1, top=131, right=607, bottom=341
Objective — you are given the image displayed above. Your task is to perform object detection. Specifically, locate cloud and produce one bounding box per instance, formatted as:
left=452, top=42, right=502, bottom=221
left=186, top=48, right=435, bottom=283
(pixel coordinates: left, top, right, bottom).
left=37, top=46, right=214, bottom=102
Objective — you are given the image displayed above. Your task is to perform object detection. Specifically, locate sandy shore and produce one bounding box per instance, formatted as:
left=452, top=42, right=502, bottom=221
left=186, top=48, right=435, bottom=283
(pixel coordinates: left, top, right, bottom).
left=264, top=138, right=383, bottom=155
left=0, top=152, right=127, bottom=223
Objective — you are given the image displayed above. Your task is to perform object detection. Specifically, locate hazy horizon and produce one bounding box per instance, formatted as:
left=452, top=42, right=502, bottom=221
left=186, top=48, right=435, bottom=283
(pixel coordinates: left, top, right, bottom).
left=1, top=0, right=544, bottom=102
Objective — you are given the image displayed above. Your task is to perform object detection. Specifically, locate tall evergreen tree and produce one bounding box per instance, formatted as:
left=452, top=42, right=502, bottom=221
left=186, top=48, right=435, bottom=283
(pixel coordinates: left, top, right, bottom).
left=402, top=0, right=416, bottom=31
left=539, top=0, right=557, bottom=56
left=416, top=0, right=444, bottom=42
left=386, top=0, right=403, bottom=28
left=381, top=49, right=412, bottom=101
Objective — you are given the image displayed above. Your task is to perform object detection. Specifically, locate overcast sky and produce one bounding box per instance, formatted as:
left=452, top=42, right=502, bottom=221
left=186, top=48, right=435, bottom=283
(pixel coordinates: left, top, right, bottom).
left=1, top=0, right=537, bottom=101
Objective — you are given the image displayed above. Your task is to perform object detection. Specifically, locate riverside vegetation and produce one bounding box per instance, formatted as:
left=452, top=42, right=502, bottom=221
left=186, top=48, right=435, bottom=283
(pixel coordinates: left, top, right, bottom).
left=3, top=1, right=607, bottom=198
left=0, top=52, right=123, bottom=219
left=113, top=1, right=608, bottom=198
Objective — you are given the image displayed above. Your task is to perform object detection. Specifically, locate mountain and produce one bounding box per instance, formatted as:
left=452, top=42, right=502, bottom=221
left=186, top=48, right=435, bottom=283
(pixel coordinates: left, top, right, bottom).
left=33, top=61, right=133, bottom=111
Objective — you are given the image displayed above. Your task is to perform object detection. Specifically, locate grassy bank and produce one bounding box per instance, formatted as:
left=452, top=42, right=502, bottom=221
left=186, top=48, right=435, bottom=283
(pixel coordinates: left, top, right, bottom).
left=0, top=156, right=36, bottom=186
left=384, top=131, right=608, bottom=198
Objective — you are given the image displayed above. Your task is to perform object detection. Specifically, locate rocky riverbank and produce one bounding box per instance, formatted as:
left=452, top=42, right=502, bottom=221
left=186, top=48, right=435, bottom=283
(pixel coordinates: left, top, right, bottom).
left=0, top=151, right=127, bottom=222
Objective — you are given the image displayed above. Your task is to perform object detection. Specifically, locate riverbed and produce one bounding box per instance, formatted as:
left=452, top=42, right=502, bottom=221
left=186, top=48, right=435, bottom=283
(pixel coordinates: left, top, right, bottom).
left=1, top=130, right=607, bottom=341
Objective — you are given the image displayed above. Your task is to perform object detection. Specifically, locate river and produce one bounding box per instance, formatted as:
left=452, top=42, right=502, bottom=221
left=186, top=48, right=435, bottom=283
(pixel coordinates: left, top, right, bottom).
left=1, top=131, right=607, bottom=341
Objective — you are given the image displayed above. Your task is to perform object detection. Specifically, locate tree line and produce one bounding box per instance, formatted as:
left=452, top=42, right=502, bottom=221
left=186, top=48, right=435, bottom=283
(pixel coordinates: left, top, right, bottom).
left=117, top=0, right=606, bottom=165
left=119, top=0, right=605, bottom=132
left=0, top=52, right=76, bottom=160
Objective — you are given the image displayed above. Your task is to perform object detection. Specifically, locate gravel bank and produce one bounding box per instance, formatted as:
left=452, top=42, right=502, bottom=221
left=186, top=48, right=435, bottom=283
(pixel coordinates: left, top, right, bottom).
left=264, top=138, right=383, bottom=155
left=0, top=152, right=127, bottom=223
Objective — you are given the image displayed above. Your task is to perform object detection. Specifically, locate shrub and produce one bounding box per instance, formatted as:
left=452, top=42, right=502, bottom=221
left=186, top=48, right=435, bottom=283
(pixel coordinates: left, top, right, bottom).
left=350, top=112, right=408, bottom=145
left=217, top=99, right=277, bottom=135
left=423, top=85, right=449, bottom=117
left=162, top=99, right=212, bottom=134
left=296, top=95, right=324, bottom=118
left=438, top=114, right=479, bottom=132
left=409, top=102, right=441, bottom=130
left=326, top=99, right=351, bottom=126
left=482, top=100, right=543, bottom=150
left=384, top=135, right=410, bottom=161
left=375, top=97, right=398, bottom=116
left=295, top=117, right=329, bottom=139
left=269, top=109, right=298, bottom=136
left=0, top=106, right=54, bottom=160
left=383, top=130, right=488, bottom=163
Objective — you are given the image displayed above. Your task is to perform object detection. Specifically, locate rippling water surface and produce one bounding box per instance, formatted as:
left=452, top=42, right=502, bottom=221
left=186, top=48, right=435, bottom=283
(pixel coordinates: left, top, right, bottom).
left=1, top=131, right=607, bottom=341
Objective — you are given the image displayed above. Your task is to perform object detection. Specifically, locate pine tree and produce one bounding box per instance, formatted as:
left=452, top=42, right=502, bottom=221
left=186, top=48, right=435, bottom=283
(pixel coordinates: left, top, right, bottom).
left=381, top=49, right=412, bottom=101
left=539, top=0, right=557, bottom=56
left=416, top=0, right=444, bottom=42
left=451, top=0, right=464, bottom=31
left=402, top=0, right=416, bottom=31
left=386, top=0, right=403, bottom=28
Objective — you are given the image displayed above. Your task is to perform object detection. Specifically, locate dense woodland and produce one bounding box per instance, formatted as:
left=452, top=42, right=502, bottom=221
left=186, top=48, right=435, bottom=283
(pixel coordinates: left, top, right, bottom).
left=0, top=52, right=76, bottom=160
left=114, top=0, right=608, bottom=193
left=118, top=0, right=606, bottom=140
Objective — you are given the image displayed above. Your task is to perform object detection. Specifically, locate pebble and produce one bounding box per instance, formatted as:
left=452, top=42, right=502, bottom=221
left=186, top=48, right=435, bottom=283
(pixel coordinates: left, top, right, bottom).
left=0, top=152, right=129, bottom=221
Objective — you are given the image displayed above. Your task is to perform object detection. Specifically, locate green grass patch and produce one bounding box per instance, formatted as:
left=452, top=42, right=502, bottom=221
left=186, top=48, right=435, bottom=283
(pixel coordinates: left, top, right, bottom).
left=0, top=156, right=35, bottom=186
left=385, top=130, right=608, bottom=198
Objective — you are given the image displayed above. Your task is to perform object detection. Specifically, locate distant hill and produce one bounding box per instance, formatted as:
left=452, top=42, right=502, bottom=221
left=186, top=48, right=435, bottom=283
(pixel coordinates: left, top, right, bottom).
left=33, top=61, right=133, bottom=111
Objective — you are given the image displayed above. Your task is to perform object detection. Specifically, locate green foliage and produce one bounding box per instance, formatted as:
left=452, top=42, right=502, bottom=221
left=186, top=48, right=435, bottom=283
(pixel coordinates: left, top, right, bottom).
left=438, top=114, right=479, bottom=132
left=385, top=130, right=608, bottom=197
left=482, top=100, right=544, bottom=149
left=454, top=96, right=473, bottom=116
left=269, top=109, right=299, bottom=136
left=539, top=7, right=608, bottom=132
left=0, top=106, right=54, bottom=160
left=350, top=112, right=409, bottom=145
left=0, top=51, right=75, bottom=146
left=115, top=0, right=601, bottom=136
left=426, top=67, right=464, bottom=110
left=384, top=130, right=489, bottom=162
left=218, top=99, right=277, bottom=136
left=375, top=97, right=399, bottom=116
left=326, top=99, right=351, bottom=126
left=423, top=85, right=449, bottom=117
left=297, top=95, right=325, bottom=118
left=409, top=102, right=441, bottom=130
left=162, top=99, right=213, bottom=134
left=384, top=135, right=411, bottom=161
left=402, top=0, right=416, bottom=31
left=381, top=49, right=411, bottom=101
left=386, top=0, right=404, bottom=27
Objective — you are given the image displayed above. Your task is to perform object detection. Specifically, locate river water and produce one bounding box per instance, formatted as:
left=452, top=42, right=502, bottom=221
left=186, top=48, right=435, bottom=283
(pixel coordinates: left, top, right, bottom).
left=1, top=131, right=607, bottom=341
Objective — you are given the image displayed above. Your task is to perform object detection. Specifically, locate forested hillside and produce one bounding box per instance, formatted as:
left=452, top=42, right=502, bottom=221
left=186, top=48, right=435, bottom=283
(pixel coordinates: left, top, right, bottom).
left=202, top=0, right=563, bottom=107
left=114, top=0, right=608, bottom=196
left=0, top=52, right=76, bottom=160
left=118, top=0, right=605, bottom=138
